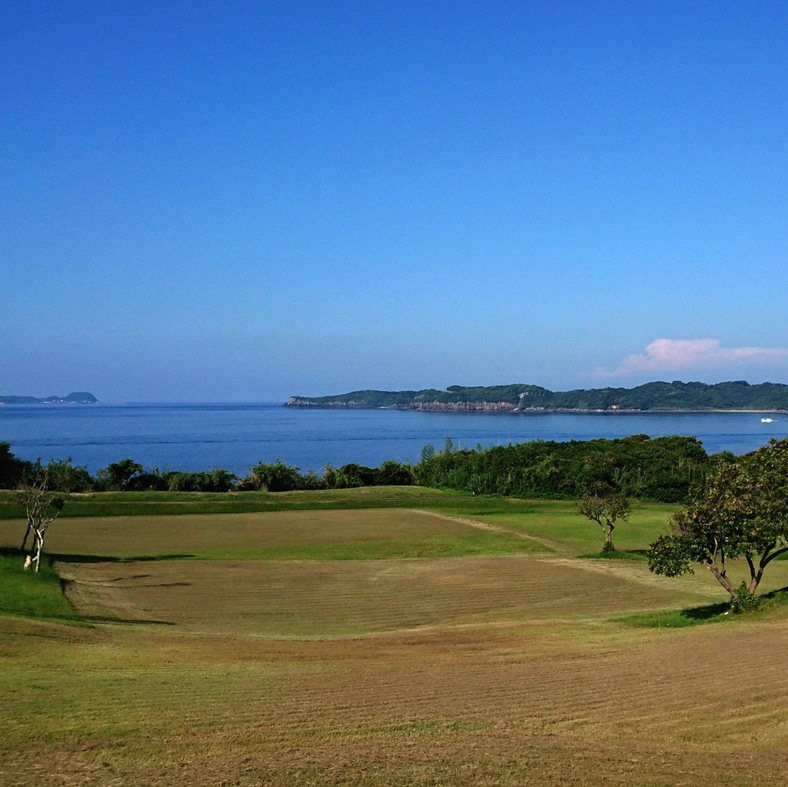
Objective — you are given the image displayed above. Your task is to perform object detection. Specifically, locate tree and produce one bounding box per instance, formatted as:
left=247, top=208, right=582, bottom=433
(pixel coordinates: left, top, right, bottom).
left=648, top=438, right=788, bottom=608
left=44, top=457, right=94, bottom=492
left=0, top=442, right=33, bottom=488
left=96, top=458, right=144, bottom=490
left=18, top=469, right=66, bottom=573
left=576, top=484, right=630, bottom=552
left=244, top=460, right=303, bottom=492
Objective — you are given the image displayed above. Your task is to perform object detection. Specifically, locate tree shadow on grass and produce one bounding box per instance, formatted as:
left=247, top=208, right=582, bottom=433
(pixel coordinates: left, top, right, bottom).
left=578, top=548, right=648, bottom=561
left=620, top=586, right=788, bottom=628
left=83, top=614, right=176, bottom=626
left=676, top=601, right=731, bottom=621
left=52, top=552, right=196, bottom=563
left=1, top=547, right=196, bottom=563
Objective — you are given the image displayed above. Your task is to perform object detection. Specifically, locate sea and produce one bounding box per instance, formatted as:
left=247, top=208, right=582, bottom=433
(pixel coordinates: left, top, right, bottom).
left=1, top=403, right=787, bottom=475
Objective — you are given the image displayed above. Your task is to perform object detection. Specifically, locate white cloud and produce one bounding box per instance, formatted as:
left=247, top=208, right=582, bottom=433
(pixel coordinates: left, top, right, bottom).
left=595, top=338, right=788, bottom=378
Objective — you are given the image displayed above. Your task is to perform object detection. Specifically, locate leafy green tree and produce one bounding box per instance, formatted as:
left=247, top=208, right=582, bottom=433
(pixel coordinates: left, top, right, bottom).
left=244, top=460, right=303, bottom=492
left=648, top=438, right=788, bottom=607
left=576, top=484, right=630, bottom=551
left=96, top=458, right=144, bottom=490
left=420, top=444, right=436, bottom=463
left=375, top=460, right=415, bottom=486
left=321, top=463, right=375, bottom=489
left=44, top=458, right=94, bottom=492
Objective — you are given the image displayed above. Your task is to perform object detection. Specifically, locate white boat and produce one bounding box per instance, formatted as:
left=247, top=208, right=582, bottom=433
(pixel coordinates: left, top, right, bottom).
left=761, top=417, right=774, bottom=423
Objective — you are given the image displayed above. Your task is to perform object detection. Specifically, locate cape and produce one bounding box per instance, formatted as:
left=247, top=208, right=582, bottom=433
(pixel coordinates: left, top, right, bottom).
left=284, top=381, right=788, bottom=412
left=0, top=392, right=98, bottom=405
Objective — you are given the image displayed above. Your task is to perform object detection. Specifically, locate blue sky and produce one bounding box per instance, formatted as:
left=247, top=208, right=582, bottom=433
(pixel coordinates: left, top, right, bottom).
left=3, top=1, right=788, bottom=401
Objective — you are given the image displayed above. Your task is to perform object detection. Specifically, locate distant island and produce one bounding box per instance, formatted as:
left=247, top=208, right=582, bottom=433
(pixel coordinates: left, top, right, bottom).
left=0, top=391, right=98, bottom=405
left=285, top=381, right=788, bottom=413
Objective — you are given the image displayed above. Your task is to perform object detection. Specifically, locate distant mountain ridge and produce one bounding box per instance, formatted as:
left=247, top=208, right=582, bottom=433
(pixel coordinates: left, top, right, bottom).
left=285, top=381, right=788, bottom=412
left=0, top=391, right=98, bottom=405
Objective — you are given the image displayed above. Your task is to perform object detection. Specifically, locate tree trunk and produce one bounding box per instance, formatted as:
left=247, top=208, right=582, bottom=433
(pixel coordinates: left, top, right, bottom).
left=32, top=528, right=43, bottom=573
left=704, top=559, right=737, bottom=597
left=20, top=521, right=32, bottom=551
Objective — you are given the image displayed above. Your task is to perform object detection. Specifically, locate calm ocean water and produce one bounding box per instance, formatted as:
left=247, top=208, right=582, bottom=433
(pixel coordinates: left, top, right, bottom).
left=1, top=403, right=786, bottom=475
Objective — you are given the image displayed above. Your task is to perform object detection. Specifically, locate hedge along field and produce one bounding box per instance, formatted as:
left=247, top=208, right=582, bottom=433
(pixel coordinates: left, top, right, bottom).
left=3, top=497, right=788, bottom=784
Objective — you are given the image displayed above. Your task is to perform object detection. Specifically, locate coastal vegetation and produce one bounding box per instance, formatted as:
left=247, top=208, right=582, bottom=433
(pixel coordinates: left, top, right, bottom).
left=415, top=434, right=715, bottom=502
left=0, top=434, right=717, bottom=503
left=285, top=379, right=788, bottom=411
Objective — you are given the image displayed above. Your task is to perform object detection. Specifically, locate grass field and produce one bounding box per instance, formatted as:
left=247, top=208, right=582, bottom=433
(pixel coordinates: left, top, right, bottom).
left=2, top=489, right=788, bottom=785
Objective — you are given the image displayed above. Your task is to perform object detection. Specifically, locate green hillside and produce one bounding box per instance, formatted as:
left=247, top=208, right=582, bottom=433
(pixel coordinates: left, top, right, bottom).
left=285, top=380, right=788, bottom=411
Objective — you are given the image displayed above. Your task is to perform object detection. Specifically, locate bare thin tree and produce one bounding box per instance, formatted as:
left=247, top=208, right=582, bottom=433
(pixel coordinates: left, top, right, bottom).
left=18, top=469, right=66, bottom=573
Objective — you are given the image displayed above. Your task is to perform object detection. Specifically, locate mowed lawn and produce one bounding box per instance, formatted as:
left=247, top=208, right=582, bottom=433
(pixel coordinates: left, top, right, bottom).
left=2, top=498, right=788, bottom=784
left=0, top=507, right=549, bottom=560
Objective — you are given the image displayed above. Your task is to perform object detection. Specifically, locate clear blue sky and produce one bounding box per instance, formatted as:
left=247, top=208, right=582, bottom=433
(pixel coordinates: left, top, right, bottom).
left=3, top=1, right=788, bottom=401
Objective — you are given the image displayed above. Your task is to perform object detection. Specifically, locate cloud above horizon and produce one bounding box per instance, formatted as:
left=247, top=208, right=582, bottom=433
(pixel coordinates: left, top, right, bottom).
left=595, top=339, right=788, bottom=378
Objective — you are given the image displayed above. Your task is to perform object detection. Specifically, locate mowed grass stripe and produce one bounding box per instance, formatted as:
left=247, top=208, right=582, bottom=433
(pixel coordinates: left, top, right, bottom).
left=0, top=508, right=549, bottom=561
left=3, top=617, right=788, bottom=784
left=60, top=554, right=710, bottom=636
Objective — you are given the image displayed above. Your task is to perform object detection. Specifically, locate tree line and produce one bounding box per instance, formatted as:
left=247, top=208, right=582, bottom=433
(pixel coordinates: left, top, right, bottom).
left=285, top=380, right=788, bottom=411
left=0, top=443, right=416, bottom=493
left=415, top=434, right=722, bottom=503
left=2, top=435, right=724, bottom=501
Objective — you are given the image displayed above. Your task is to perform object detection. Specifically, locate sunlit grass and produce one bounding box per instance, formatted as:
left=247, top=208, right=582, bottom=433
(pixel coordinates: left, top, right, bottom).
left=0, top=548, right=79, bottom=621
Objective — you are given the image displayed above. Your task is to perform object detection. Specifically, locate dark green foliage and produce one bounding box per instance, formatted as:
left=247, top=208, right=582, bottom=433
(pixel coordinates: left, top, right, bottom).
left=44, top=458, right=95, bottom=492
left=601, top=539, right=616, bottom=553
left=648, top=438, right=788, bottom=600
left=243, top=460, right=305, bottom=492
left=416, top=435, right=709, bottom=503
left=579, top=549, right=647, bottom=561
left=731, top=583, right=762, bottom=614
left=160, top=469, right=237, bottom=493
left=0, top=442, right=33, bottom=489
left=375, top=460, right=415, bottom=486
left=285, top=380, right=788, bottom=411
left=97, top=458, right=145, bottom=490
left=323, top=463, right=378, bottom=489
left=126, top=471, right=170, bottom=492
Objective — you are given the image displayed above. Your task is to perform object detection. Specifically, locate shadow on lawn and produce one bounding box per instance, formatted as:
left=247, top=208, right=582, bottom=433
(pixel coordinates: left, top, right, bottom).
left=0, top=547, right=196, bottom=563
left=620, top=586, right=788, bottom=628
left=52, top=552, right=196, bottom=563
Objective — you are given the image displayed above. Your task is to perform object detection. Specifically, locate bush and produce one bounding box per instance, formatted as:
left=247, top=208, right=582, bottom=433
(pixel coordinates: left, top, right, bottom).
left=731, top=583, right=762, bottom=614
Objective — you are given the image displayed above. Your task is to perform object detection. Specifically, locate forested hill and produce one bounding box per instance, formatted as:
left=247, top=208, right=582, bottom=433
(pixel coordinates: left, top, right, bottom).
left=0, top=392, right=97, bottom=405
left=285, top=381, right=788, bottom=412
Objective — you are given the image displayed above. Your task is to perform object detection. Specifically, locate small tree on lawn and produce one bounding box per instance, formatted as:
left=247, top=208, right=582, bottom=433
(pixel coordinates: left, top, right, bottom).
left=18, top=467, right=67, bottom=573
left=576, top=483, right=630, bottom=552
left=648, top=438, right=788, bottom=610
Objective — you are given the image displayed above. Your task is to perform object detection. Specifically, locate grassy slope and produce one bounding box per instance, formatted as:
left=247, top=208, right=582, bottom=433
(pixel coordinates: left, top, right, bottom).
left=3, top=488, right=788, bottom=785
left=0, top=549, right=79, bottom=621
left=0, top=486, right=457, bottom=519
